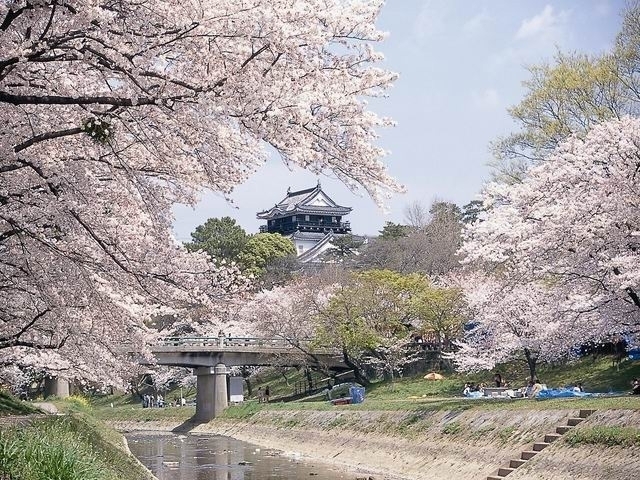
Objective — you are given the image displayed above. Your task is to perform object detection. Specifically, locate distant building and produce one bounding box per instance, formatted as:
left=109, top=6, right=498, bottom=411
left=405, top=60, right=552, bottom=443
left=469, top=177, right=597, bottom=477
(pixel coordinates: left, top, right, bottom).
left=257, top=181, right=352, bottom=262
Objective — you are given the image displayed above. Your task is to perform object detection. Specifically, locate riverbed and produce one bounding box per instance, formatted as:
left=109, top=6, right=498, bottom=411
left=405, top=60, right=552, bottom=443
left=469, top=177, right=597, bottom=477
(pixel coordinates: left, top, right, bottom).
left=126, top=432, right=355, bottom=480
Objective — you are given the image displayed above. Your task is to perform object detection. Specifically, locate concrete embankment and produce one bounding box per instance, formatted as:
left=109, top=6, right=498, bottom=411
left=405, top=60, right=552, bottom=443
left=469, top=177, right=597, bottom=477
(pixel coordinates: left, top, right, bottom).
left=110, top=408, right=640, bottom=480
left=504, top=409, right=640, bottom=480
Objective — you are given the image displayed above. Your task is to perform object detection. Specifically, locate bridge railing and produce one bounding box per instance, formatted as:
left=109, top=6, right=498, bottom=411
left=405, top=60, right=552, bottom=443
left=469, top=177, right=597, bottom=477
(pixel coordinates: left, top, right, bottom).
left=157, top=336, right=320, bottom=349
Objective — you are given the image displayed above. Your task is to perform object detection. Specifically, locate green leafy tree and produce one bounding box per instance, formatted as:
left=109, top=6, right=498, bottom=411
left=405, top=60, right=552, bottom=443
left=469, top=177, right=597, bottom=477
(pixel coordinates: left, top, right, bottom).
left=322, top=234, right=365, bottom=261
left=461, top=200, right=485, bottom=225
left=237, top=233, right=296, bottom=278
left=412, top=285, right=467, bottom=354
left=185, top=217, right=248, bottom=263
left=491, top=2, right=640, bottom=181
left=315, top=270, right=429, bottom=383
left=378, top=221, right=410, bottom=240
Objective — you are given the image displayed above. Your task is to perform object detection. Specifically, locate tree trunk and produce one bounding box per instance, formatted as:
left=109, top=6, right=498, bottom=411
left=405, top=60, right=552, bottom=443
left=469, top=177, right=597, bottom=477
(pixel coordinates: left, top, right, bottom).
left=524, top=348, right=538, bottom=382
left=280, top=368, right=290, bottom=386
left=342, top=347, right=370, bottom=386
left=304, top=367, right=314, bottom=393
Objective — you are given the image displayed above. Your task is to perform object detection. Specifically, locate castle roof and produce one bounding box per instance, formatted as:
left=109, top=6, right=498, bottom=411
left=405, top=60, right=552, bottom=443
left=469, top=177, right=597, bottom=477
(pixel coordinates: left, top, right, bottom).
left=256, top=182, right=352, bottom=220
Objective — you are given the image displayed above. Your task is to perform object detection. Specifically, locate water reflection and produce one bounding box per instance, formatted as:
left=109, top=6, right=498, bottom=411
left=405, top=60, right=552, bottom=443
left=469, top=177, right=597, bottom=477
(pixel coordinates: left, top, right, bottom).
left=126, top=433, right=350, bottom=480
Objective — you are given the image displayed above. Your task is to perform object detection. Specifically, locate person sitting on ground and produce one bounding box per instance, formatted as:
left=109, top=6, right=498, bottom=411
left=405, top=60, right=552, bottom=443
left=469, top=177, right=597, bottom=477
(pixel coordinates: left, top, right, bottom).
left=524, top=380, right=535, bottom=398
left=530, top=379, right=545, bottom=398
left=573, top=382, right=584, bottom=393
left=632, top=378, right=640, bottom=395
left=463, top=383, right=471, bottom=396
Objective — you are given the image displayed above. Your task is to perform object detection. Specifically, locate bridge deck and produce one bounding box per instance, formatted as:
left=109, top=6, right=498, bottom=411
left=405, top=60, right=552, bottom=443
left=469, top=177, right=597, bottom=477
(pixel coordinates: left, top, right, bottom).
left=151, top=336, right=344, bottom=368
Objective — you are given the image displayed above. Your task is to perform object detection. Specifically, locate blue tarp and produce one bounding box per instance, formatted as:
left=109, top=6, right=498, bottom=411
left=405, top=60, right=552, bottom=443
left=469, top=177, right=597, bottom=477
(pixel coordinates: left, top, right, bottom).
left=349, top=386, right=365, bottom=404
left=536, top=389, right=593, bottom=399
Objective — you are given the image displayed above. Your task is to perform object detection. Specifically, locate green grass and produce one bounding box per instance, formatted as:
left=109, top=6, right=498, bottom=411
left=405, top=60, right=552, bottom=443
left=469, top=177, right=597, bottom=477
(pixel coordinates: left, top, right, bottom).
left=0, top=391, right=40, bottom=415
left=564, top=426, right=640, bottom=447
left=441, top=421, right=461, bottom=435
left=88, top=355, right=640, bottom=424
left=534, top=356, right=640, bottom=393
left=0, top=414, right=152, bottom=480
left=362, top=356, right=640, bottom=402
left=220, top=401, right=262, bottom=419
left=90, top=392, right=140, bottom=408
left=249, top=367, right=329, bottom=400
left=93, top=404, right=195, bottom=422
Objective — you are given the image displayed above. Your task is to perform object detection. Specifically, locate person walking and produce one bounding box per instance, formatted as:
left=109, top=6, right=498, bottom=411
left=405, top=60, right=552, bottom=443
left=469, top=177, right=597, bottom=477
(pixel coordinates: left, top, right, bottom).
left=257, top=386, right=264, bottom=403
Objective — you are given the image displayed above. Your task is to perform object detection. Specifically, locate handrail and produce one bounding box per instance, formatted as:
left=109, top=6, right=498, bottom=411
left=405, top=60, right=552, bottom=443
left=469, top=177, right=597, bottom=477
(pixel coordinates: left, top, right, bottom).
left=156, top=336, right=328, bottom=349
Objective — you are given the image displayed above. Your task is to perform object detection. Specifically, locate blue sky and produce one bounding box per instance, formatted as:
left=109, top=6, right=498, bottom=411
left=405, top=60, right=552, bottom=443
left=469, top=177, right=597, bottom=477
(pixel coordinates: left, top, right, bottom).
left=173, top=0, right=625, bottom=242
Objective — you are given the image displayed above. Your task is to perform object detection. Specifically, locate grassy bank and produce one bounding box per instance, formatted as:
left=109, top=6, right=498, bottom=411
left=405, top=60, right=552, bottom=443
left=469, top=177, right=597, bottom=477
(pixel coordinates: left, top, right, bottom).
left=0, top=391, right=40, bottom=415
left=564, top=425, right=640, bottom=447
left=0, top=393, right=153, bottom=480
left=86, top=356, right=640, bottom=424
left=229, top=355, right=640, bottom=407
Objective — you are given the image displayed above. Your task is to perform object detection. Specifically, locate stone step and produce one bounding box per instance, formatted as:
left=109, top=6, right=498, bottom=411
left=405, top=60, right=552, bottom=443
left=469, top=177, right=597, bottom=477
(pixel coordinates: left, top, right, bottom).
left=533, top=442, right=550, bottom=452
left=509, top=459, right=527, bottom=468
left=544, top=433, right=562, bottom=443
left=556, top=425, right=574, bottom=434
left=521, top=451, right=538, bottom=460
left=487, top=476, right=504, bottom=480
left=579, top=409, right=597, bottom=418
left=567, top=417, right=584, bottom=426
left=498, top=467, right=516, bottom=477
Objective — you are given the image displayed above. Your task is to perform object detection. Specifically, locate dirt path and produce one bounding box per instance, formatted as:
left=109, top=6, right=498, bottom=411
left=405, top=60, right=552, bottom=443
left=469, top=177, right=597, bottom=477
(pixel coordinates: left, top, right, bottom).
left=32, top=402, right=59, bottom=414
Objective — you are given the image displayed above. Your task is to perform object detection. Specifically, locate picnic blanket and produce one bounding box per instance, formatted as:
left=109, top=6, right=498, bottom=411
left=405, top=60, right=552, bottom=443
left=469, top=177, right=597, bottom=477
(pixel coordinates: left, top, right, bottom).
left=536, top=388, right=593, bottom=399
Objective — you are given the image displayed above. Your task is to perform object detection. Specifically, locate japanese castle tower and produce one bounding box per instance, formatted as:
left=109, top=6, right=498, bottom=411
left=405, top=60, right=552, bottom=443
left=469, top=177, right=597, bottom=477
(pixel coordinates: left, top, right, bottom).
left=257, top=181, right=352, bottom=262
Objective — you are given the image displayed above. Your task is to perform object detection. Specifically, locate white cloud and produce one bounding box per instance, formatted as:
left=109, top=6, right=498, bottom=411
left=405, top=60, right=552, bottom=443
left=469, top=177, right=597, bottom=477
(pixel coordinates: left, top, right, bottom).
left=516, top=5, right=570, bottom=41
left=463, top=10, right=492, bottom=34
left=472, top=89, right=500, bottom=110
left=412, top=0, right=452, bottom=41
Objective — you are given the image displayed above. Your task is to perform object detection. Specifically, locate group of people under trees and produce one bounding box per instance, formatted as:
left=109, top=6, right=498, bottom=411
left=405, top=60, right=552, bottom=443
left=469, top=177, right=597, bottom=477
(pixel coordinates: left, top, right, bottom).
left=142, top=394, right=164, bottom=408
left=462, top=370, right=640, bottom=398
left=462, top=372, right=586, bottom=399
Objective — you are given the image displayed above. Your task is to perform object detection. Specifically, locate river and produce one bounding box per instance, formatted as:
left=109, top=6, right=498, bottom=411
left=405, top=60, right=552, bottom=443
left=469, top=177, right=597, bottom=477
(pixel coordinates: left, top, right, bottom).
left=126, top=432, right=354, bottom=480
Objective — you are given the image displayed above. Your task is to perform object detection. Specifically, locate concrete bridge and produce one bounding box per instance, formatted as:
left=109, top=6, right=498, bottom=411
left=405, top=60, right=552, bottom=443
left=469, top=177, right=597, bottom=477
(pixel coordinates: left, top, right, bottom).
left=151, top=336, right=344, bottom=421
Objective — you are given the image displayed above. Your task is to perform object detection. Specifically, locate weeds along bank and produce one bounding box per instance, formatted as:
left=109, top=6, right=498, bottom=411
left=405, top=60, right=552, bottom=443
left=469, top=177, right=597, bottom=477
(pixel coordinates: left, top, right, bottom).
left=0, top=395, right=154, bottom=480
left=111, top=406, right=640, bottom=480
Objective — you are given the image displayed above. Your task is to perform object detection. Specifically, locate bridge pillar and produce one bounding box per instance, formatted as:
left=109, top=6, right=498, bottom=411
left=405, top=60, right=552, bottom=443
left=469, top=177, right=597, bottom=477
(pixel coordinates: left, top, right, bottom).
left=213, top=363, right=228, bottom=417
left=44, top=377, right=70, bottom=398
left=194, top=364, right=228, bottom=422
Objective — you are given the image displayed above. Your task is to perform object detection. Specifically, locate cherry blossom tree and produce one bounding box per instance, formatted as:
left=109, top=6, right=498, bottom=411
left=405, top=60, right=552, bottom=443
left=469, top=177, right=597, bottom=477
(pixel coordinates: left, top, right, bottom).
left=452, top=272, right=590, bottom=381
left=0, top=0, right=400, bottom=387
left=459, top=117, right=640, bottom=374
